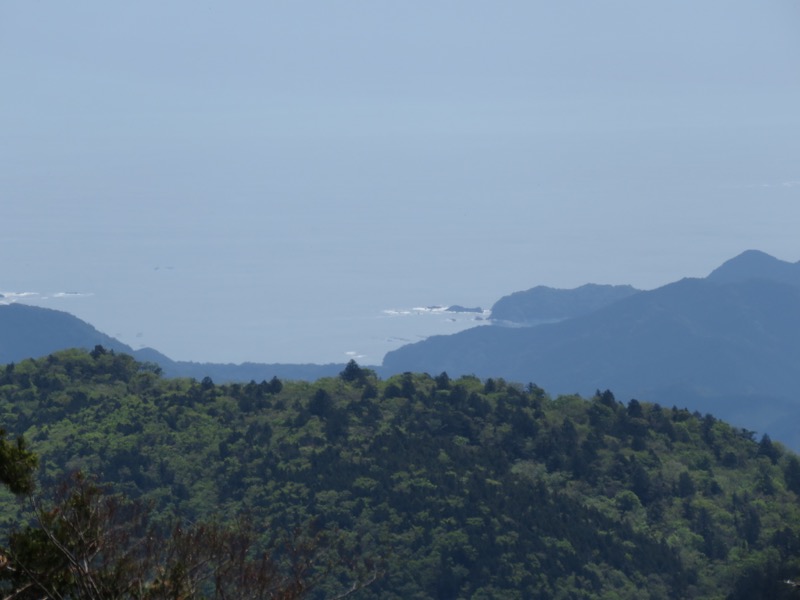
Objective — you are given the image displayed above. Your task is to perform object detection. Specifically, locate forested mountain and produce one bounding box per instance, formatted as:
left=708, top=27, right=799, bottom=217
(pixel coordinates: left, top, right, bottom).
left=1, top=349, right=800, bottom=598
left=383, top=252, right=800, bottom=451
left=0, top=304, right=345, bottom=382
left=0, top=304, right=133, bottom=363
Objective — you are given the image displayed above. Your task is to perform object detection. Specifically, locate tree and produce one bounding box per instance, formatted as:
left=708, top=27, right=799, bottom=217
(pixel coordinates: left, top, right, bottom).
left=597, top=389, right=617, bottom=409
left=758, top=434, right=780, bottom=464
left=784, top=456, right=800, bottom=495
left=339, top=360, right=368, bottom=386
left=434, top=372, right=451, bottom=391
left=308, top=389, right=333, bottom=417
left=267, top=376, right=283, bottom=395
left=677, top=471, right=695, bottom=498
left=0, top=429, right=37, bottom=495
left=626, top=399, right=643, bottom=419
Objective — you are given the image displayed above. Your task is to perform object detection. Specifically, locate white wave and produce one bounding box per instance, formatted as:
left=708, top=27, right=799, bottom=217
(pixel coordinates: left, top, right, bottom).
left=0, top=290, right=94, bottom=305
left=382, top=309, right=412, bottom=316
left=52, top=291, right=94, bottom=298
left=744, top=180, right=800, bottom=189
left=0, top=291, right=41, bottom=303
left=411, top=306, right=447, bottom=313
left=383, top=305, right=490, bottom=321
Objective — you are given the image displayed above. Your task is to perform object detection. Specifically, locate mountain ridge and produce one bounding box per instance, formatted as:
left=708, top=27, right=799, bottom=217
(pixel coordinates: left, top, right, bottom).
left=0, top=304, right=346, bottom=382
left=3, top=249, right=799, bottom=448
left=382, top=251, right=800, bottom=449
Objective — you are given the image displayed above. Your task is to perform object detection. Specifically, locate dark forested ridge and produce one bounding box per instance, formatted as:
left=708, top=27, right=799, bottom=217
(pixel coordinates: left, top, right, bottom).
left=0, top=304, right=134, bottom=364
left=2, top=349, right=800, bottom=598
left=0, top=304, right=347, bottom=382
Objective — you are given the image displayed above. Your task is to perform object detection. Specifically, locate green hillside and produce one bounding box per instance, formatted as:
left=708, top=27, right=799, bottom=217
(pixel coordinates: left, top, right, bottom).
left=1, top=348, right=799, bottom=598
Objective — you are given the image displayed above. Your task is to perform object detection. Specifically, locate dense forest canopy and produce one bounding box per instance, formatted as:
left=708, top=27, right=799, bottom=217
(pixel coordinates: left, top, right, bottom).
left=0, top=348, right=799, bottom=598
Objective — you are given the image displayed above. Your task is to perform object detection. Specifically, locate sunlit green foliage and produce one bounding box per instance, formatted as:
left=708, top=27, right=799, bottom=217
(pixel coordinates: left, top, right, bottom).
left=1, top=349, right=799, bottom=598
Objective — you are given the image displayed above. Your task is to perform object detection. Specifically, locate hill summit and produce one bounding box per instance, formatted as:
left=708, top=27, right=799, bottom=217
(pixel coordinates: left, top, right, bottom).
left=707, top=249, right=800, bottom=287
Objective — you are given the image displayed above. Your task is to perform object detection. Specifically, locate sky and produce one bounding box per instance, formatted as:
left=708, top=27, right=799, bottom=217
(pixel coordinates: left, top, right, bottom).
left=2, top=1, right=800, bottom=364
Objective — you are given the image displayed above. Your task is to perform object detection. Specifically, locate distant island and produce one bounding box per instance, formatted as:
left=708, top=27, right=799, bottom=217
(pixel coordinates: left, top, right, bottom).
left=445, top=304, right=484, bottom=313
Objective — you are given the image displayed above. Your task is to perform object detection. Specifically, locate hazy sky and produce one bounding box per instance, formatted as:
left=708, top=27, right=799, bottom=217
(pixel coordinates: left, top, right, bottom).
left=3, top=2, right=800, bottom=364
